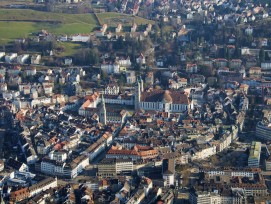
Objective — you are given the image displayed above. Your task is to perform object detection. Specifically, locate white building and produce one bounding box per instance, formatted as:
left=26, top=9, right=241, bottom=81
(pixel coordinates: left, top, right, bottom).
left=0, top=83, right=7, bottom=93
left=101, top=62, right=120, bottom=74
left=17, top=54, right=29, bottom=64
left=41, top=155, right=89, bottom=179
left=59, top=35, right=68, bottom=42
left=31, top=54, right=41, bottom=65
left=96, top=24, right=108, bottom=37
left=136, top=54, right=146, bottom=64
left=2, top=91, right=20, bottom=100
left=162, top=159, right=175, bottom=187
left=104, top=84, right=120, bottom=95
left=25, top=67, right=37, bottom=76
left=29, top=178, right=58, bottom=197
left=131, top=23, right=137, bottom=32
left=192, top=144, right=216, bottom=160
left=64, top=58, right=73, bottom=66
left=71, top=34, right=90, bottom=42
left=115, top=24, right=122, bottom=33
left=0, top=52, right=5, bottom=59
left=248, top=141, right=261, bottom=168
left=118, top=56, right=131, bottom=67
left=126, top=71, right=136, bottom=84
left=261, top=62, right=271, bottom=70
left=5, top=53, right=17, bottom=63
left=116, top=159, right=133, bottom=174
left=31, top=97, right=51, bottom=107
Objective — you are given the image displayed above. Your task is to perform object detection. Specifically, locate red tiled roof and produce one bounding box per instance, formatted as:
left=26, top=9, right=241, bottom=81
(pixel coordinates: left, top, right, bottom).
left=140, top=90, right=189, bottom=104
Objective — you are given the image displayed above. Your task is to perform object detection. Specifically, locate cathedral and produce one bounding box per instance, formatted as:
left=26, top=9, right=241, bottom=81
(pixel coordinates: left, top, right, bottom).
left=135, top=78, right=189, bottom=114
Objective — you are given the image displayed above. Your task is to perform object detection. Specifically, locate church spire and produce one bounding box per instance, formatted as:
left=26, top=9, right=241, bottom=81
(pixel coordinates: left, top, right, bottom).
left=100, top=94, right=107, bottom=125
left=135, top=77, right=141, bottom=110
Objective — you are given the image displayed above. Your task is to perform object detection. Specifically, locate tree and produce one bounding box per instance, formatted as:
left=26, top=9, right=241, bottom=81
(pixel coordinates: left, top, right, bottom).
left=13, top=42, right=22, bottom=53
left=259, top=47, right=265, bottom=63
left=118, top=74, right=126, bottom=86
left=265, top=51, right=270, bottom=61
left=159, top=16, right=164, bottom=39
left=53, top=83, right=62, bottom=94
left=74, top=48, right=99, bottom=65
left=199, top=65, right=214, bottom=77
left=134, top=63, right=141, bottom=71
left=101, top=70, right=108, bottom=81
left=113, top=36, right=125, bottom=50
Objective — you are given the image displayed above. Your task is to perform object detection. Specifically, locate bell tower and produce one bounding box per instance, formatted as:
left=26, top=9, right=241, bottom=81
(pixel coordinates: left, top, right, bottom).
left=135, top=77, right=141, bottom=110
left=100, top=94, right=107, bottom=125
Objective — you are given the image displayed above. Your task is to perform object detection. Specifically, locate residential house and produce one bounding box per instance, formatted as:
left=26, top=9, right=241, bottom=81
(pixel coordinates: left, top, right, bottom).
left=131, top=23, right=137, bottom=33
left=0, top=52, right=5, bottom=59
left=261, top=62, right=271, bottom=70
left=25, top=67, right=37, bottom=76
left=229, top=59, right=242, bottom=69
left=5, top=53, right=17, bottom=63
left=118, top=56, right=131, bottom=67
left=65, top=58, right=73, bottom=66
left=115, top=24, right=122, bottom=33
left=136, top=53, right=146, bottom=65
left=145, top=72, right=154, bottom=85
left=162, top=159, right=175, bottom=187
left=104, top=84, right=120, bottom=95
left=0, top=74, right=5, bottom=83
left=214, top=58, right=228, bottom=68
left=43, top=84, right=53, bottom=95
left=101, top=61, right=120, bottom=74
left=96, top=24, right=108, bottom=37
left=190, top=74, right=205, bottom=84
left=17, top=54, right=29, bottom=64
left=0, top=83, right=7, bottom=93
left=249, top=67, right=261, bottom=78
left=126, top=71, right=136, bottom=84
left=31, top=54, right=41, bottom=65
left=186, top=63, right=198, bottom=73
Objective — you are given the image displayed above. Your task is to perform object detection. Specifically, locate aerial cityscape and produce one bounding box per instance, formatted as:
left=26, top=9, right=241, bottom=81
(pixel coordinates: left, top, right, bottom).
left=0, top=0, right=270, bottom=203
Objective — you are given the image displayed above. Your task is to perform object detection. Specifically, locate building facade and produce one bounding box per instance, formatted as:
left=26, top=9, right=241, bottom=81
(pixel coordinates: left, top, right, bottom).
left=135, top=78, right=189, bottom=114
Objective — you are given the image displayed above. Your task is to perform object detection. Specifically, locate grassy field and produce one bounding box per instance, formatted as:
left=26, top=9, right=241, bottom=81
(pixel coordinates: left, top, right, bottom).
left=0, top=9, right=98, bottom=45
left=96, top=12, right=154, bottom=27
left=0, top=9, right=97, bottom=24
left=0, top=9, right=155, bottom=56
left=56, top=42, right=83, bottom=57
left=0, top=0, right=34, bottom=6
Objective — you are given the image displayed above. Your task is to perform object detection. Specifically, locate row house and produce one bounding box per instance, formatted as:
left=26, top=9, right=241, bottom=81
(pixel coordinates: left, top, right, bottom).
left=104, top=84, right=119, bottom=95
left=104, top=94, right=134, bottom=106
left=83, top=133, right=113, bottom=161
left=101, top=61, right=120, bottom=74
left=41, top=155, right=89, bottom=179
left=186, top=63, right=198, bottom=73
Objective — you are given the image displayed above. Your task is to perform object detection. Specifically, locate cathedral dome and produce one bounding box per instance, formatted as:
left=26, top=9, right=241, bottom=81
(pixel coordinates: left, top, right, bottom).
left=162, top=90, right=172, bottom=103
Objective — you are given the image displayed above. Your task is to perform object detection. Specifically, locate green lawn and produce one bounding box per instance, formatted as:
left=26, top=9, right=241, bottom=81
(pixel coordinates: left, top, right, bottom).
left=0, top=9, right=97, bottom=24
left=96, top=12, right=154, bottom=27
left=0, top=9, right=98, bottom=45
left=57, top=42, right=83, bottom=57
left=0, top=21, right=34, bottom=44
